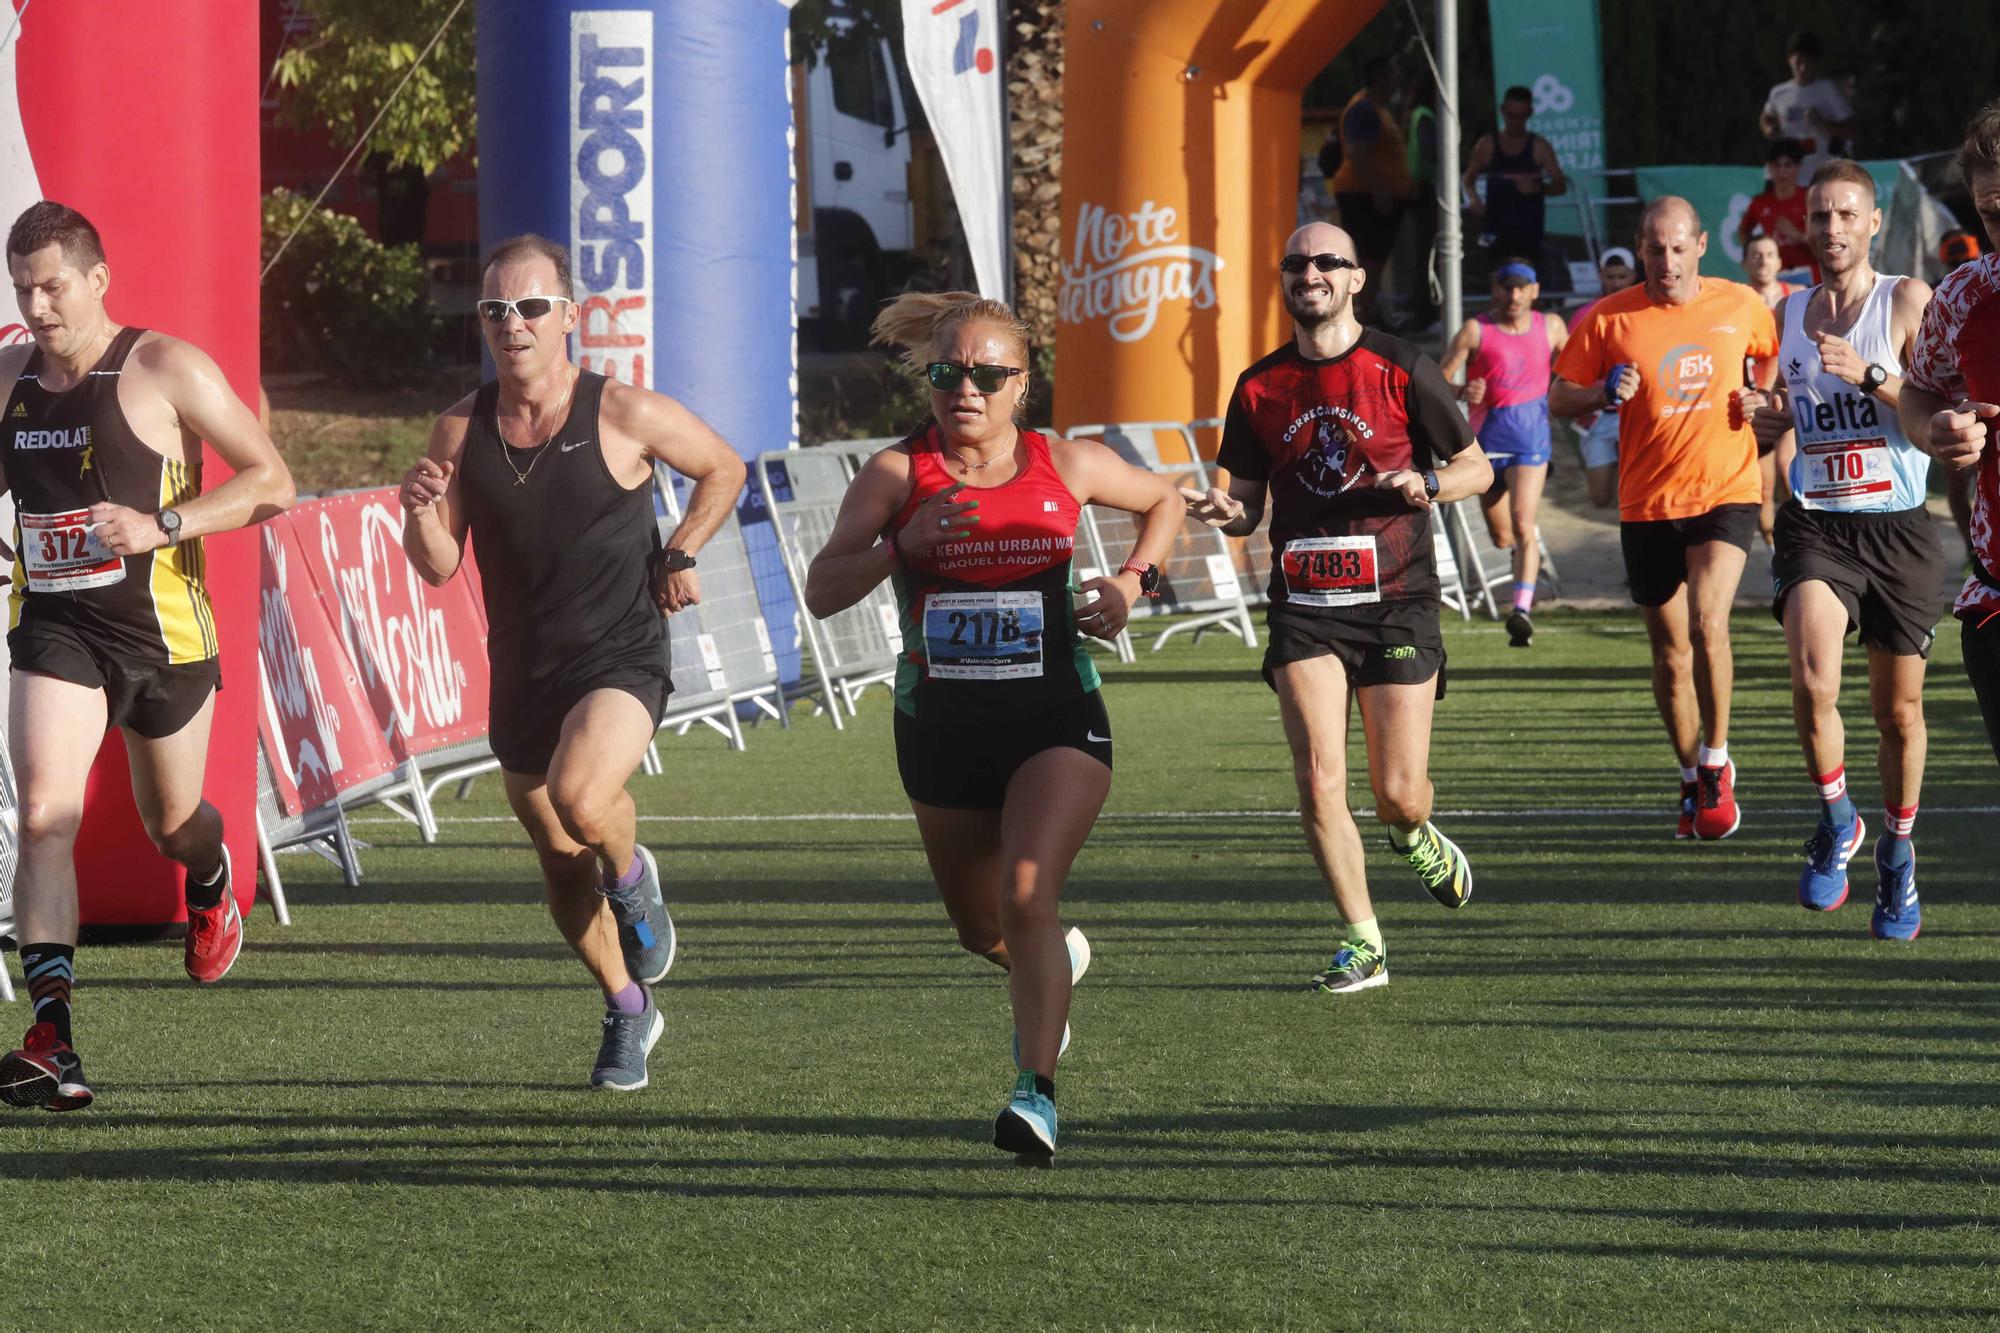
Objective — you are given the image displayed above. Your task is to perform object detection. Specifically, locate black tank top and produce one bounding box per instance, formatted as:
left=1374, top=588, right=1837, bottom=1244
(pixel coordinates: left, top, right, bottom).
left=458, top=370, right=664, bottom=692
left=3, top=326, right=216, bottom=664
left=1483, top=133, right=1545, bottom=243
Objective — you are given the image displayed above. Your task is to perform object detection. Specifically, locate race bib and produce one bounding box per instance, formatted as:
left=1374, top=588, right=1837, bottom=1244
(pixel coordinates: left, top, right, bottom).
left=20, top=509, right=124, bottom=593
left=1798, top=437, right=1895, bottom=509
left=1281, top=536, right=1380, bottom=607
left=923, top=590, right=1044, bottom=680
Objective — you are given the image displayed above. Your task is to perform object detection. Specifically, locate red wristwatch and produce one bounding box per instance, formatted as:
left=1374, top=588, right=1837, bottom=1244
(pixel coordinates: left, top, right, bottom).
left=1120, top=560, right=1162, bottom=598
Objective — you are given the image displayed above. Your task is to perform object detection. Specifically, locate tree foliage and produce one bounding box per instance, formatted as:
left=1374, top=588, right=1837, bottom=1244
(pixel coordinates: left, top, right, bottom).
left=270, top=0, right=476, bottom=174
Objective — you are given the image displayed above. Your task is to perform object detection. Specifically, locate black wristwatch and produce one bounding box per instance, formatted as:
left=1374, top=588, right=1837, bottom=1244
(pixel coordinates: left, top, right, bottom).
left=155, top=507, right=183, bottom=546
left=1422, top=469, right=1441, bottom=501
left=656, top=547, right=697, bottom=572
left=1861, top=362, right=1889, bottom=396
left=1120, top=559, right=1162, bottom=598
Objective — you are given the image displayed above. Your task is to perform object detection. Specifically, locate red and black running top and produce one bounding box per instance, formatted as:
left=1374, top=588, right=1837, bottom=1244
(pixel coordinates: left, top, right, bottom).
left=1217, top=329, right=1474, bottom=620
left=887, top=425, right=1099, bottom=720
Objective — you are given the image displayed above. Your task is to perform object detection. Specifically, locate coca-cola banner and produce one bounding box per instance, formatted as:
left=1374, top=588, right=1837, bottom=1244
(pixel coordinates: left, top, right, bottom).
left=257, top=518, right=400, bottom=816
left=286, top=489, right=492, bottom=761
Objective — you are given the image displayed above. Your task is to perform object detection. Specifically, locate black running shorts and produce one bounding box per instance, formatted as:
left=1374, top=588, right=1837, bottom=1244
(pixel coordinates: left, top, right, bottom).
left=489, top=666, right=672, bottom=776
left=9, top=617, right=220, bottom=739
left=895, top=690, right=1112, bottom=810
left=1261, top=606, right=1446, bottom=696
left=1619, top=503, right=1760, bottom=608
left=1771, top=501, right=1945, bottom=657
left=1961, top=611, right=2000, bottom=765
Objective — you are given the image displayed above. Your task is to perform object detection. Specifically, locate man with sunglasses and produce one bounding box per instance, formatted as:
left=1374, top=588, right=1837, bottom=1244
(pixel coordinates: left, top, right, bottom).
left=399, top=233, right=746, bottom=1092
left=1188, top=222, right=1492, bottom=995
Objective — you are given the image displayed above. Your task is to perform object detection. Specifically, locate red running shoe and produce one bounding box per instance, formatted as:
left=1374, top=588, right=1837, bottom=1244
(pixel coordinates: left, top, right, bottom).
left=1675, top=780, right=1698, bottom=839
left=185, top=847, right=244, bottom=985
left=0, top=1022, right=91, bottom=1111
left=1693, top=760, right=1741, bottom=840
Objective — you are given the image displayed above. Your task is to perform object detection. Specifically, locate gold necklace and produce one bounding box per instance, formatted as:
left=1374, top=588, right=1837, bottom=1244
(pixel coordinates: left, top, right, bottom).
left=497, top=369, right=578, bottom=486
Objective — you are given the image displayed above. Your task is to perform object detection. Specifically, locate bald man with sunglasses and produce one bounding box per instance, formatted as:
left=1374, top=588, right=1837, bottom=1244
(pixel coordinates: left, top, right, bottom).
left=399, top=233, right=746, bottom=1093
left=1188, top=221, right=1492, bottom=995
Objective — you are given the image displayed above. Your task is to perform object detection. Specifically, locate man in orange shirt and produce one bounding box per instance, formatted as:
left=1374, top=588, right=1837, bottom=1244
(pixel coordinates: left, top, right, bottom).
left=1553, top=197, right=1779, bottom=840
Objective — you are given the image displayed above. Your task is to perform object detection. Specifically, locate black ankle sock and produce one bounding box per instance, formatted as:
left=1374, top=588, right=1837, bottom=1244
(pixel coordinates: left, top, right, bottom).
left=184, top=853, right=229, bottom=910
left=1033, top=1074, right=1055, bottom=1100
left=20, top=944, right=75, bottom=1045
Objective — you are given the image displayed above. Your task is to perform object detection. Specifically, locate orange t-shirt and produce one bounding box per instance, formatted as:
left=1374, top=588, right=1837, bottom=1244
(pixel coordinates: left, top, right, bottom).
left=1554, top=279, right=1780, bottom=521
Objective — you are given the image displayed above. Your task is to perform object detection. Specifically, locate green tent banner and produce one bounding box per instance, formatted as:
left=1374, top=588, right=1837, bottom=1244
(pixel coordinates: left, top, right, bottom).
left=1631, top=161, right=1903, bottom=273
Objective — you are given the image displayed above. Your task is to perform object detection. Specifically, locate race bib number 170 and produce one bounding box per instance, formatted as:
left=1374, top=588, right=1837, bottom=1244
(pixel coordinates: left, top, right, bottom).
left=1281, top=535, right=1380, bottom=607
left=20, top=509, right=124, bottom=593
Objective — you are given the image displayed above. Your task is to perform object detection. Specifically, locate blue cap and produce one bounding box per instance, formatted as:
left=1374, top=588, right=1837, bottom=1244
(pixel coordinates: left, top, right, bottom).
left=1493, top=262, right=1538, bottom=286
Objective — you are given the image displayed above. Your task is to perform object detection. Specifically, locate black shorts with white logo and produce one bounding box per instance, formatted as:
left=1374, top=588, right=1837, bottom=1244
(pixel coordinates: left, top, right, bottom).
left=1771, top=501, right=1945, bottom=657
left=9, top=614, right=220, bottom=739
left=895, top=689, right=1112, bottom=810
left=1261, top=604, right=1446, bottom=696
left=1619, top=503, right=1760, bottom=608
left=489, top=665, right=672, bottom=776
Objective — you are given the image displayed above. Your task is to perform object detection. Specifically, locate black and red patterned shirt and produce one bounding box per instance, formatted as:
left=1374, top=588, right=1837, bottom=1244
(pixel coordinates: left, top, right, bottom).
left=1906, top=252, right=2000, bottom=623
left=1217, top=329, right=1474, bottom=618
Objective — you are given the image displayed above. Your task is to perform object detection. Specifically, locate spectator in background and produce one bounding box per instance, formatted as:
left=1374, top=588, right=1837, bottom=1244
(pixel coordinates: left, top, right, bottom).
left=1760, top=30, right=1853, bottom=180
left=1738, top=140, right=1817, bottom=281
left=1399, top=57, right=1441, bottom=332
left=1462, top=84, right=1568, bottom=281
left=1331, top=55, right=1414, bottom=327
left=1742, top=234, right=1802, bottom=310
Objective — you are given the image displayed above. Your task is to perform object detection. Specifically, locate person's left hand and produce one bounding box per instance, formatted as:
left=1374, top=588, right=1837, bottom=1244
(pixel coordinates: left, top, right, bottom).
left=1813, top=331, right=1868, bottom=386
left=1374, top=469, right=1432, bottom=510
left=1073, top=573, right=1137, bottom=640
left=89, top=502, right=166, bottom=556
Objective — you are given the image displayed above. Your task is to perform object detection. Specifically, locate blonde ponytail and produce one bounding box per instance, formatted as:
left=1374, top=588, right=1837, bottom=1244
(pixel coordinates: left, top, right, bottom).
left=870, top=290, right=1032, bottom=374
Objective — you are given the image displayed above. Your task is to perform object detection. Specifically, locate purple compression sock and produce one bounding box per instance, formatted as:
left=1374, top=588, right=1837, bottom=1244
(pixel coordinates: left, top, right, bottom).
left=607, top=982, right=647, bottom=1015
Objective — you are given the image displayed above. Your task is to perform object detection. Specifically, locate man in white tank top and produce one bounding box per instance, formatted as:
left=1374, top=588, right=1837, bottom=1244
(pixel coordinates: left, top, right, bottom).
left=1748, top=160, right=1939, bottom=940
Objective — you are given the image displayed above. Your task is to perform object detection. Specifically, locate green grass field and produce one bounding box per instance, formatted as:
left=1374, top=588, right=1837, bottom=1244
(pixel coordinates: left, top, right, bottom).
left=3, top=609, right=1995, bottom=1330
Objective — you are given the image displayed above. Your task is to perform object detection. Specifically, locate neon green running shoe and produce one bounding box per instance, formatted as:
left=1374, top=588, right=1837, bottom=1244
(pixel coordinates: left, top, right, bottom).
left=1396, top=821, right=1473, bottom=909
left=1309, top=940, right=1387, bottom=995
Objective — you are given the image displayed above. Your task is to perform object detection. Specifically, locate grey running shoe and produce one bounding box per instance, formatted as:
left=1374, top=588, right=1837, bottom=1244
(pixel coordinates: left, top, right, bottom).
left=603, top=845, right=675, bottom=984
left=1310, top=940, right=1388, bottom=995
left=590, top=987, right=664, bottom=1092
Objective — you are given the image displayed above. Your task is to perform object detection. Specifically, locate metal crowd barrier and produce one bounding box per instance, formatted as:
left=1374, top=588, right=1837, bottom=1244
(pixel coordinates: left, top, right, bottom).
left=757, top=449, right=902, bottom=728
left=1446, top=500, right=1563, bottom=620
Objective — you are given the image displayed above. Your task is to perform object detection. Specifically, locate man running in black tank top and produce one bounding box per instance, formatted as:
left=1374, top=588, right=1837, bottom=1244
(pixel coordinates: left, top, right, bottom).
left=0, top=203, right=296, bottom=1113
left=400, top=235, right=746, bottom=1093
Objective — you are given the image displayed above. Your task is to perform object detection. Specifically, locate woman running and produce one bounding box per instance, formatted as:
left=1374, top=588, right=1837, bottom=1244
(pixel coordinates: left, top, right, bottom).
left=805, top=292, right=1183, bottom=1161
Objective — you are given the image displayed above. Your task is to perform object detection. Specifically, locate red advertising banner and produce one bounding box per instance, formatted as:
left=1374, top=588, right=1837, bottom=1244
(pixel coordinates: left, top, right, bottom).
left=287, top=490, right=492, bottom=761
left=257, top=518, right=401, bottom=817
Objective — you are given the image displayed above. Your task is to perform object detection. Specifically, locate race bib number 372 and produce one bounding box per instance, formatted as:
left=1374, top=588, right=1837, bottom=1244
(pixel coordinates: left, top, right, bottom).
left=923, top=590, right=1044, bottom=680
left=1281, top=535, right=1380, bottom=607
left=20, top=509, right=124, bottom=593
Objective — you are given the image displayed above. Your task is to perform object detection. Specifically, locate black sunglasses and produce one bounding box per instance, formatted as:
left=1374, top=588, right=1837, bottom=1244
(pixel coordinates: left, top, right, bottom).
left=1279, top=253, right=1360, bottom=275
left=927, top=362, right=1026, bottom=394
left=477, top=296, right=573, bottom=324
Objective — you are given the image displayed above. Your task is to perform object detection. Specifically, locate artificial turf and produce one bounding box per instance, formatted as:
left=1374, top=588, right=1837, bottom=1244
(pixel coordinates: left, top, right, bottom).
left=1, top=608, right=1994, bottom=1330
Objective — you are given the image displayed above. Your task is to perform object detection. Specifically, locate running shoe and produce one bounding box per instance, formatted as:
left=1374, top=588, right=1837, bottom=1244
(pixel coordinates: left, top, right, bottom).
left=590, top=987, right=664, bottom=1092
left=1309, top=940, right=1387, bottom=994
left=1011, top=926, right=1090, bottom=1068
left=0, top=1022, right=90, bottom=1111
left=1395, top=821, right=1473, bottom=908
left=1505, top=609, right=1534, bottom=648
left=604, top=845, right=675, bottom=985
left=1693, top=760, right=1740, bottom=840
left=1870, top=837, right=1922, bottom=941
left=993, top=1071, right=1057, bottom=1159
left=1797, top=814, right=1865, bottom=911
left=1675, top=780, right=1698, bottom=839
left=184, top=847, right=243, bottom=985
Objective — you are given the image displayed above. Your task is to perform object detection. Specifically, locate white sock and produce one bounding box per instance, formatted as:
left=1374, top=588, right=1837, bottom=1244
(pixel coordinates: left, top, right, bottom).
left=1698, top=744, right=1728, bottom=769
left=1679, top=765, right=1698, bottom=783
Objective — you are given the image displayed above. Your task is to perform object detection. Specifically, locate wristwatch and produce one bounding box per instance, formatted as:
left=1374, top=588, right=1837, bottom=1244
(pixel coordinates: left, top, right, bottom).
left=1422, top=469, right=1441, bottom=500
left=656, top=546, right=697, bottom=572
left=1120, top=559, right=1163, bottom=598
left=1861, top=362, right=1889, bottom=395
left=155, top=507, right=183, bottom=546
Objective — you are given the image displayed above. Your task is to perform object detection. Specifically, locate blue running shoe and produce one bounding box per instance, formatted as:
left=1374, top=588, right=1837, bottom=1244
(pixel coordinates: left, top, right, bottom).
left=1797, top=815, right=1864, bottom=911
left=1870, top=837, right=1921, bottom=941
left=993, top=1071, right=1057, bottom=1159
left=1011, top=926, right=1089, bottom=1068
left=604, top=845, right=675, bottom=984
left=591, top=987, right=664, bottom=1092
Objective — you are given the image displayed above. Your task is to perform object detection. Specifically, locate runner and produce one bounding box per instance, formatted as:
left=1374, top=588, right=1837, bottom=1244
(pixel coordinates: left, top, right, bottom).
left=1744, top=234, right=1806, bottom=544
left=0, top=202, right=296, bottom=1111
left=803, top=291, right=1182, bottom=1161
left=1900, top=99, right=2000, bottom=771
left=1552, top=197, right=1779, bottom=840
left=1439, top=259, right=1567, bottom=646
left=1748, top=159, right=1937, bottom=940
left=1188, top=221, right=1490, bottom=995
left=1569, top=247, right=1638, bottom=509
left=399, top=234, right=747, bottom=1092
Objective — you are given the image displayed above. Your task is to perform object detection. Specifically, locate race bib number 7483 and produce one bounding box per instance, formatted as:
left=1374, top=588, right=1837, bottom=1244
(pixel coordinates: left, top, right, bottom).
left=20, top=509, right=124, bottom=593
